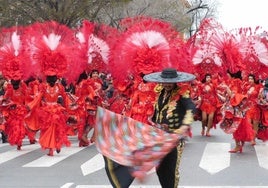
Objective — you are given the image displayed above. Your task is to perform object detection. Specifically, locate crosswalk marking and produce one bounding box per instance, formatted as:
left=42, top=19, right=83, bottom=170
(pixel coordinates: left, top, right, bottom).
left=0, top=144, right=40, bottom=165
left=199, top=143, right=230, bottom=174
left=255, top=142, right=268, bottom=170
left=0, top=143, right=8, bottom=148
left=81, top=153, right=104, bottom=176
left=23, top=145, right=86, bottom=167
left=63, top=185, right=268, bottom=188
left=1, top=140, right=268, bottom=176
left=60, top=183, right=74, bottom=188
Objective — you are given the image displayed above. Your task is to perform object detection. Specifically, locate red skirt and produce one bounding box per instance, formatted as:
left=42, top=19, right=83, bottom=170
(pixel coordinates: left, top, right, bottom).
left=233, top=118, right=254, bottom=141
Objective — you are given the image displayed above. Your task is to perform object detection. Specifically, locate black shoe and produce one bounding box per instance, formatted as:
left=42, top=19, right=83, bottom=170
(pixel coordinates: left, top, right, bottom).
left=56, top=148, right=61, bottom=153
left=1, top=132, right=7, bottom=143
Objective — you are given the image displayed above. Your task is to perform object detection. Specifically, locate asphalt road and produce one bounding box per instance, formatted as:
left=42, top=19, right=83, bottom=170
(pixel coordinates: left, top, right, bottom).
left=0, top=121, right=268, bottom=188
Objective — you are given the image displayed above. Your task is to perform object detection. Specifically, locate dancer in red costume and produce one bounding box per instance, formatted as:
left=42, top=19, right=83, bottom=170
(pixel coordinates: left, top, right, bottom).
left=199, top=73, right=218, bottom=137
left=75, top=20, right=116, bottom=146
left=0, top=29, right=33, bottom=150
left=24, top=77, right=41, bottom=144
left=75, top=71, right=102, bottom=147
left=242, top=74, right=262, bottom=145
left=106, top=77, right=133, bottom=115
left=257, top=79, right=268, bottom=141
left=25, top=21, right=86, bottom=156
left=35, top=75, right=70, bottom=156
left=87, top=70, right=105, bottom=144
left=228, top=93, right=255, bottom=153
left=127, top=79, right=156, bottom=124
left=2, top=80, right=29, bottom=150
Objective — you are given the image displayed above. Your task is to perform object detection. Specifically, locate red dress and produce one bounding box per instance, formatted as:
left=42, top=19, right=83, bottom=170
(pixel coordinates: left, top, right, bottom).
left=37, top=82, right=70, bottom=150
left=257, top=87, right=268, bottom=141
left=199, top=82, right=217, bottom=114
left=3, top=82, right=28, bottom=148
left=24, top=80, right=41, bottom=141
left=230, top=94, right=254, bottom=142
left=242, top=82, right=261, bottom=122
left=128, top=82, right=156, bottom=124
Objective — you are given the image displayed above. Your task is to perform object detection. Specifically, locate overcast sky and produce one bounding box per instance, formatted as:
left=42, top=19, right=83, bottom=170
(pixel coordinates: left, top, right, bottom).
left=216, top=0, right=268, bottom=30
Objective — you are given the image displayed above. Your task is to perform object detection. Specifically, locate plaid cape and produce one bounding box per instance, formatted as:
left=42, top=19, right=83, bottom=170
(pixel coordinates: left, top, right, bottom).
left=95, top=106, right=183, bottom=179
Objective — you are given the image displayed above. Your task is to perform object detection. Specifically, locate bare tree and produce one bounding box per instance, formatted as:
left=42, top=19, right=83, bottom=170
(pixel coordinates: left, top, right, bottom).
left=0, top=0, right=218, bottom=38
left=0, top=0, right=130, bottom=27
left=97, top=0, right=193, bottom=32
left=185, top=0, right=219, bottom=37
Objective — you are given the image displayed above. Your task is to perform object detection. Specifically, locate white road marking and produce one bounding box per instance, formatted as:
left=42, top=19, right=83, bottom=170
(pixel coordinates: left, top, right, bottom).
left=60, top=182, right=74, bottom=188
left=255, top=142, right=268, bottom=170
left=199, top=143, right=230, bottom=174
left=81, top=153, right=104, bottom=176
left=23, top=146, right=85, bottom=167
left=0, top=143, right=8, bottom=147
left=0, top=144, right=40, bottom=164
left=72, top=186, right=268, bottom=188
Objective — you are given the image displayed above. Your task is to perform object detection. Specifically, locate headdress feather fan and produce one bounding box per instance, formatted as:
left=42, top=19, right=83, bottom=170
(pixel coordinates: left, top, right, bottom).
left=0, top=27, right=29, bottom=80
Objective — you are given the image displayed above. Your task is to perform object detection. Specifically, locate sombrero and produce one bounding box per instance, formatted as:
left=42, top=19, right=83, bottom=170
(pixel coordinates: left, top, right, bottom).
left=143, top=68, right=196, bottom=83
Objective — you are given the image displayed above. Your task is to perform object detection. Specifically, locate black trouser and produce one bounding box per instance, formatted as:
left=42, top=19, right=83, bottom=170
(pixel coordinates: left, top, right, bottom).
left=1, top=132, right=7, bottom=143
left=103, top=156, right=134, bottom=188
left=156, top=142, right=185, bottom=188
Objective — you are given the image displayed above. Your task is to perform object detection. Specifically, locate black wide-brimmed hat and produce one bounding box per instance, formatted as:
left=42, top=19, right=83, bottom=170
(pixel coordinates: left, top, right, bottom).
left=143, top=68, right=195, bottom=83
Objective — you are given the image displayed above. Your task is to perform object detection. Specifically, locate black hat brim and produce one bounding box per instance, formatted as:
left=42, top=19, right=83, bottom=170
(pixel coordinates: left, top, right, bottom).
left=143, top=71, right=195, bottom=83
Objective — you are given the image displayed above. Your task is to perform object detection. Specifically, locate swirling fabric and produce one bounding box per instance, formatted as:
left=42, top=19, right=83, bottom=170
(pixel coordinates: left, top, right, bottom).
left=95, top=107, right=182, bottom=179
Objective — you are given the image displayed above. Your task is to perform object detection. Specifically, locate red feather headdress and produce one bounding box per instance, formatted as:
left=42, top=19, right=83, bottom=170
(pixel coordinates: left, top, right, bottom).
left=25, top=21, right=80, bottom=83
left=234, top=27, right=268, bottom=79
left=0, top=27, right=29, bottom=80
left=201, top=19, right=245, bottom=74
left=109, top=16, right=181, bottom=89
left=76, top=20, right=113, bottom=74
left=191, top=18, right=224, bottom=80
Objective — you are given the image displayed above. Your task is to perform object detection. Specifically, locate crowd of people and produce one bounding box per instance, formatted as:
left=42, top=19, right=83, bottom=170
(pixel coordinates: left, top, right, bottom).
left=191, top=72, right=268, bottom=152
left=0, top=16, right=268, bottom=187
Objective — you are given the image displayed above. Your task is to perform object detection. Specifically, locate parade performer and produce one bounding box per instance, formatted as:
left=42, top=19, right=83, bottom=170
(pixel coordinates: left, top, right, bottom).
left=25, top=21, right=85, bottom=156
left=144, top=68, right=196, bottom=187
left=24, top=77, right=41, bottom=144
left=257, top=79, right=268, bottom=141
left=199, top=73, right=218, bottom=136
left=228, top=93, right=255, bottom=153
left=127, top=79, right=156, bottom=124
left=75, top=20, right=115, bottom=146
left=242, top=74, right=261, bottom=145
left=75, top=71, right=103, bottom=146
left=96, top=68, right=195, bottom=187
left=0, top=29, right=33, bottom=150
left=2, top=80, right=28, bottom=150
left=100, top=16, right=196, bottom=187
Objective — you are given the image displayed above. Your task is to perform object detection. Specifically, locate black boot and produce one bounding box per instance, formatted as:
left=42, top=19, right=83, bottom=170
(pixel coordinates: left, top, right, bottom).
left=1, top=132, right=8, bottom=143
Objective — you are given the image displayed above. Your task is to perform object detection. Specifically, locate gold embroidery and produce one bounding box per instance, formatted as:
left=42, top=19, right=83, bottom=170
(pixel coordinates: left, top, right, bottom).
left=182, top=90, right=190, bottom=98
left=107, top=158, right=120, bottom=188
left=182, top=110, right=194, bottom=125
left=174, top=143, right=185, bottom=188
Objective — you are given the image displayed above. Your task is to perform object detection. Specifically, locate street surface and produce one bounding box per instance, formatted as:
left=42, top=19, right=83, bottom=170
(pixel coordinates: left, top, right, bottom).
left=0, top=121, right=268, bottom=188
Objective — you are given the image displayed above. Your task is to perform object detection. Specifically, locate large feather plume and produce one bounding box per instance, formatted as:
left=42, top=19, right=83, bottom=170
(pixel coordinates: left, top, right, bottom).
left=75, top=20, right=112, bottom=73
left=109, top=16, right=180, bottom=90
left=191, top=18, right=225, bottom=79
left=231, top=27, right=268, bottom=79
left=25, top=21, right=84, bottom=83
left=0, top=27, right=29, bottom=80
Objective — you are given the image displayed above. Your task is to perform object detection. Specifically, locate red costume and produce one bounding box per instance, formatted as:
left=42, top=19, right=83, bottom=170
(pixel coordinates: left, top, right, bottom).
left=25, top=21, right=86, bottom=156
left=0, top=28, right=33, bottom=149
left=36, top=81, right=70, bottom=154
left=127, top=81, right=156, bottom=124
left=2, top=81, right=28, bottom=150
